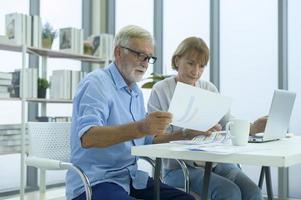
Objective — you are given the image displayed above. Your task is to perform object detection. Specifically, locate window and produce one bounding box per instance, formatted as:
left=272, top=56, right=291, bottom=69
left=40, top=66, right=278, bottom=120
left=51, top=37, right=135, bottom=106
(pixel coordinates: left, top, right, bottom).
left=115, top=0, right=154, bottom=107
left=288, top=0, right=301, bottom=198
left=220, top=0, right=277, bottom=119
left=40, top=0, right=82, bottom=185
left=163, top=0, right=210, bottom=80
left=220, top=0, right=278, bottom=195
left=0, top=0, right=29, bottom=192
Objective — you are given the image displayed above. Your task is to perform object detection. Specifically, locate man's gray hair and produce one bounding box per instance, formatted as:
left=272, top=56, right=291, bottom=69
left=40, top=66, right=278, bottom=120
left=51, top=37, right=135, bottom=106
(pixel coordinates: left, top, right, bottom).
left=113, top=25, right=154, bottom=49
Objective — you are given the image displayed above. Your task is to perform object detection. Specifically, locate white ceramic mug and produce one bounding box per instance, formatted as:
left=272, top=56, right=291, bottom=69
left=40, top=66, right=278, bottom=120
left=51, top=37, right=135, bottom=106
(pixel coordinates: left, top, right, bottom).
left=226, top=119, right=250, bottom=146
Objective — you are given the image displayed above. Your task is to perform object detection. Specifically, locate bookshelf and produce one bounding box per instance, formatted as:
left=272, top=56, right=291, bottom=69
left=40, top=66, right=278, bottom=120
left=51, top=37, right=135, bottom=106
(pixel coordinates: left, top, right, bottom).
left=0, top=43, right=105, bottom=63
left=0, top=42, right=108, bottom=198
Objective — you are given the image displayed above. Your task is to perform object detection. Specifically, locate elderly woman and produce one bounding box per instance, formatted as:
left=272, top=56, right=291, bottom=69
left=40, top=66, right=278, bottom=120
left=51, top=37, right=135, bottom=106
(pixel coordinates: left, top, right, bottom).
left=147, top=36, right=264, bottom=200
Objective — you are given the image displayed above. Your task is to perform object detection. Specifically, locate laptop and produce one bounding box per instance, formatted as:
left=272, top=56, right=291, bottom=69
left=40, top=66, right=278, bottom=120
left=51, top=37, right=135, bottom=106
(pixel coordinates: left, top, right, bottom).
left=249, top=89, right=296, bottom=143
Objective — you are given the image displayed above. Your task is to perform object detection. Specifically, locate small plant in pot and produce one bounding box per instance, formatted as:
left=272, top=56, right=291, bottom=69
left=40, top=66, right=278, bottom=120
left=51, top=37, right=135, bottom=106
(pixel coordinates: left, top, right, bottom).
left=141, top=73, right=171, bottom=89
left=38, top=78, right=50, bottom=98
left=42, top=22, right=57, bottom=49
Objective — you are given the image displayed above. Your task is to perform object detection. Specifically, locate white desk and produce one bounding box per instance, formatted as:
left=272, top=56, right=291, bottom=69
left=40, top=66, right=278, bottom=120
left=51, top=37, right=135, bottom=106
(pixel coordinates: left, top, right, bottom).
left=132, top=136, right=301, bottom=200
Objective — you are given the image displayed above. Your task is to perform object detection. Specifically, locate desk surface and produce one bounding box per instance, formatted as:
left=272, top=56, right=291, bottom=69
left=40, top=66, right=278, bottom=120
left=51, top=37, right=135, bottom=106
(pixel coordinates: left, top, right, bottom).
left=132, top=136, right=301, bottom=167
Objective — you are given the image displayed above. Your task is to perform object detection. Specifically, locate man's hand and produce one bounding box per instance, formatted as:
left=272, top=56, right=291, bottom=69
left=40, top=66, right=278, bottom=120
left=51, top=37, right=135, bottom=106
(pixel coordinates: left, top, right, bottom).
left=250, top=116, right=268, bottom=135
left=138, top=112, right=172, bottom=136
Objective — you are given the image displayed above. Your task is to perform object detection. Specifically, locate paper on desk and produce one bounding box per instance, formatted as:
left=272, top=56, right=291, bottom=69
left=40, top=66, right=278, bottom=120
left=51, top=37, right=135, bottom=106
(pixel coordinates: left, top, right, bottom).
left=171, top=143, right=267, bottom=155
left=168, top=82, right=232, bottom=131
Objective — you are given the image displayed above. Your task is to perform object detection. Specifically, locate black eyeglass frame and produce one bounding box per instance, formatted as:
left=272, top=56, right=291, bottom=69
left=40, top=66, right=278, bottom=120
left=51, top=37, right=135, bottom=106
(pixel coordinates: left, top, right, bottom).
left=120, top=46, right=157, bottom=64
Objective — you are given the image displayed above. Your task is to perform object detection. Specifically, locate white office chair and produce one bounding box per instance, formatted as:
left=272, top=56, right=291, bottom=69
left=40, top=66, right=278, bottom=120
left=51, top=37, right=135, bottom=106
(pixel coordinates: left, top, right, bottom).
left=26, top=122, right=92, bottom=200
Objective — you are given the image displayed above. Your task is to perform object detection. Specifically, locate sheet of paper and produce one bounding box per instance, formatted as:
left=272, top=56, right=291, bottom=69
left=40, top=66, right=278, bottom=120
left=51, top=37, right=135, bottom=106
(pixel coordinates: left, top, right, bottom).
left=171, top=143, right=270, bottom=155
left=168, top=82, right=232, bottom=131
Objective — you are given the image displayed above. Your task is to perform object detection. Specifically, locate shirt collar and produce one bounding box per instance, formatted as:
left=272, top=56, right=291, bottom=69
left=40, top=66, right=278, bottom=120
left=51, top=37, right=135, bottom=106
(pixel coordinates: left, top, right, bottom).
left=107, top=62, right=139, bottom=95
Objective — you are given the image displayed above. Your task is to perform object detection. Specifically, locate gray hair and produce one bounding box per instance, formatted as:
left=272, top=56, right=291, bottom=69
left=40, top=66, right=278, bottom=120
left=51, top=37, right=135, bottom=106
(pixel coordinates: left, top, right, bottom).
left=113, top=25, right=154, bottom=49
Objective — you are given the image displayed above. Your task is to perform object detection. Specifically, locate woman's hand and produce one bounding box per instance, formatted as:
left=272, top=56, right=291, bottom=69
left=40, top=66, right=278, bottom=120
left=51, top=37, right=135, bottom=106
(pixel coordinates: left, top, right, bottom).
left=184, top=124, right=222, bottom=139
left=250, top=116, right=268, bottom=135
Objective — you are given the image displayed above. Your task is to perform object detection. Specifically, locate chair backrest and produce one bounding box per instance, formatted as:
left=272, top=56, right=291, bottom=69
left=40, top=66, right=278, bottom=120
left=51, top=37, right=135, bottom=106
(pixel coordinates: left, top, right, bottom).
left=27, top=122, right=71, bottom=162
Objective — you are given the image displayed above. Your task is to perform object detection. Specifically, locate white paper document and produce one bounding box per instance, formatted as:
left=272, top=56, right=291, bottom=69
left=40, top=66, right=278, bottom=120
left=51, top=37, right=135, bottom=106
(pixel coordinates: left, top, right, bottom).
left=171, top=143, right=263, bottom=155
left=168, top=82, right=232, bottom=131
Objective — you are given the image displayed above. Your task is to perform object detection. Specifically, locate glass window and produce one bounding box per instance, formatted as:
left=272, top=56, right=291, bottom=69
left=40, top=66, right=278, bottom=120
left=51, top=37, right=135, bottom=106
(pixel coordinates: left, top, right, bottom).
left=115, top=0, right=154, bottom=78
left=163, top=0, right=210, bottom=80
left=220, top=0, right=278, bottom=195
left=40, top=0, right=82, bottom=185
left=40, top=0, right=81, bottom=118
left=115, top=0, right=154, bottom=107
left=220, top=0, right=277, bottom=119
left=288, top=0, right=301, bottom=198
left=0, top=0, right=29, bottom=192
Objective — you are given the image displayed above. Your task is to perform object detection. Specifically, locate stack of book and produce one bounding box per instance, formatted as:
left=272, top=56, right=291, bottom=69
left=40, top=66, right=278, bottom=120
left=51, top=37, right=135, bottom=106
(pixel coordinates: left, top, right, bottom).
left=4, top=12, right=42, bottom=47
left=5, top=12, right=42, bottom=47
left=0, top=72, right=12, bottom=98
left=49, top=70, right=86, bottom=100
left=11, top=68, right=38, bottom=98
left=59, top=27, right=83, bottom=54
left=87, top=34, right=114, bottom=60
left=0, top=124, right=29, bottom=154
left=36, top=116, right=71, bottom=122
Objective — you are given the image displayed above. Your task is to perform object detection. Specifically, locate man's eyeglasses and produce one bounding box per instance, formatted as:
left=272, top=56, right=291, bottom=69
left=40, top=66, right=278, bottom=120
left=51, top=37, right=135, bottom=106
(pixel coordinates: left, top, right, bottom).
left=120, top=46, right=157, bottom=64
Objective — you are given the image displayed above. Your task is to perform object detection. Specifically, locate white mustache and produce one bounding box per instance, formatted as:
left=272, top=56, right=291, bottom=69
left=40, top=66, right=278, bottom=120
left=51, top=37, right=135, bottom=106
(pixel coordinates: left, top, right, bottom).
left=136, top=67, right=146, bottom=72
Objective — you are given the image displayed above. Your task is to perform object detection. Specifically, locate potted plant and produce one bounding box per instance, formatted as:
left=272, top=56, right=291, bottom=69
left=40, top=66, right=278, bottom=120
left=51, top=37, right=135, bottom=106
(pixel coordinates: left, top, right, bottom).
left=37, top=78, right=50, bottom=98
left=42, top=22, right=57, bottom=49
left=83, top=41, right=93, bottom=55
left=141, top=73, right=171, bottom=89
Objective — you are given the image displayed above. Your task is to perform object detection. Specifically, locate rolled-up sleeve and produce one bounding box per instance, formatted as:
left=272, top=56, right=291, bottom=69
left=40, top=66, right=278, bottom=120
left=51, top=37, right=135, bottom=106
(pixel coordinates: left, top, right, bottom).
left=75, top=76, right=110, bottom=138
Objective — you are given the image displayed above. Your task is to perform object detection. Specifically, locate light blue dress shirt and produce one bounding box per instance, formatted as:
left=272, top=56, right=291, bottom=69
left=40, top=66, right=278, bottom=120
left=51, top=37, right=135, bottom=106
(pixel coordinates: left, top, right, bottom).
left=66, top=63, right=153, bottom=200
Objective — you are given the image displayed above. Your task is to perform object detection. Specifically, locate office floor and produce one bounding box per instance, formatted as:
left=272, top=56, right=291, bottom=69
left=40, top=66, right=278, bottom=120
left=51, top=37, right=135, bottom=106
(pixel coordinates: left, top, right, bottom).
left=1, top=187, right=65, bottom=200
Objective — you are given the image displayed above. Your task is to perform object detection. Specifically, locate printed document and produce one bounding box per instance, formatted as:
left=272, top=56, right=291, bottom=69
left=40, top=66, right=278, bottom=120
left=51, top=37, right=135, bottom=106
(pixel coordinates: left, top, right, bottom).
left=168, top=82, right=232, bottom=131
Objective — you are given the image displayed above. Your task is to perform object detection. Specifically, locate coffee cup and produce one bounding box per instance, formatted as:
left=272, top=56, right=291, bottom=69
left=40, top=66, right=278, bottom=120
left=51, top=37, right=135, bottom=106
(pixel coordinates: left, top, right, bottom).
left=226, top=119, right=250, bottom=146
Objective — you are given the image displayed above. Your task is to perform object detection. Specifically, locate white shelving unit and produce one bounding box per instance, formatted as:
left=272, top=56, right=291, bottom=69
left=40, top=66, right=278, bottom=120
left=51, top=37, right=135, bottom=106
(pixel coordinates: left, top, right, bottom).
left=0, top=42, right=107, bottom=199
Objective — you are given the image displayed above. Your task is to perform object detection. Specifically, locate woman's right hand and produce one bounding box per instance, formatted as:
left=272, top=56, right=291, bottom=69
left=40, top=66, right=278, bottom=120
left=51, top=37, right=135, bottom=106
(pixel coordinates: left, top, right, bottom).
left=183, top=123, right=222, bottom=139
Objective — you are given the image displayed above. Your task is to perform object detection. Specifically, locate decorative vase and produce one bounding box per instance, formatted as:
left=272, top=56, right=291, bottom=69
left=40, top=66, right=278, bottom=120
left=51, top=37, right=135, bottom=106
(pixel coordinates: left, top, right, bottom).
left=38, top=88, right=47, bottom=98
left=42, top=37, right=53, bottom=49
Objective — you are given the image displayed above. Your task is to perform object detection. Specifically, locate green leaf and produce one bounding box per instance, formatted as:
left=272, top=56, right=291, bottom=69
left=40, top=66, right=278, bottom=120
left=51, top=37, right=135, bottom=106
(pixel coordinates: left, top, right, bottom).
left=141, top=82, right=155, bottom=89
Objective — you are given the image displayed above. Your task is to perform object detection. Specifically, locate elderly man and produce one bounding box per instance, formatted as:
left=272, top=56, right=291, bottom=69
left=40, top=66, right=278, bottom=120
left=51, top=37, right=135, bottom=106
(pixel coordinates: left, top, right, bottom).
left=66, top=25, right=195, bottom=200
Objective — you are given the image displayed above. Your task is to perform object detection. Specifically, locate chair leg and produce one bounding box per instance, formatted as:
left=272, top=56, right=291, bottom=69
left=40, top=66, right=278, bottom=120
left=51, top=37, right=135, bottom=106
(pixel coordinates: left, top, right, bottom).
left=39, top=169, right=46, bottom=194
left=258, top=167, right=264, bottom=189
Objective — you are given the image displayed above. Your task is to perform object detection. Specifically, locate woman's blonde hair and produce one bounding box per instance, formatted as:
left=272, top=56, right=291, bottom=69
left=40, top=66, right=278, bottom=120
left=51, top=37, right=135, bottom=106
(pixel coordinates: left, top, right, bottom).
left=171, top=37, right=209, bottom=70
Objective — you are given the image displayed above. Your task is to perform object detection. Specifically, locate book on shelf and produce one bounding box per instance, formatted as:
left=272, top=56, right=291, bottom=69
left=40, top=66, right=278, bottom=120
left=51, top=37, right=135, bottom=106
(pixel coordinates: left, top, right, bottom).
left=0, top=86, right=8, bottom=93
left=0, top=123, right=29, bottom=154
left=71, top=70, right=80, bottom=98
left=36, top=116, right=71, bottom=122
left=0, top=35, right=16, bottom=45
left=0, top=79, right=11, bottom=86
left=0, top=72, right=13, bottom=80
left=0, top=92, right=10, bottom=98
left=59, top=27, right=83, bottom=54
left=10, top=68, right=37, bottom=98
left=32, top=15, right=42, bottom=48
left=87, top=34, right=113, bottom=60
left=50, top=70, right=82, bottom=100
left=5, top=12, right=32, bottom=46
